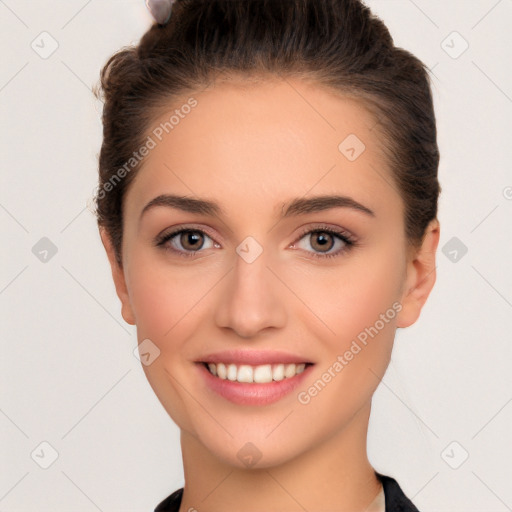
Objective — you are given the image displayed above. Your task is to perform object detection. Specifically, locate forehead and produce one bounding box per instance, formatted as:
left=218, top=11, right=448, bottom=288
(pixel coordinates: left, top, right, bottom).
left=125, top=77, right=397, bottom=220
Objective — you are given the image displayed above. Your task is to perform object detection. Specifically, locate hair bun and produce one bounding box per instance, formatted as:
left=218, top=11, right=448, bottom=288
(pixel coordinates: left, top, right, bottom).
left=145, top=0, right=175, bottom=25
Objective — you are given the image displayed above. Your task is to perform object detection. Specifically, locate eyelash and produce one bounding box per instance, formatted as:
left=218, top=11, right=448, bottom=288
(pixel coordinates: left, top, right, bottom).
left=154, top=224, right=357, bottom=260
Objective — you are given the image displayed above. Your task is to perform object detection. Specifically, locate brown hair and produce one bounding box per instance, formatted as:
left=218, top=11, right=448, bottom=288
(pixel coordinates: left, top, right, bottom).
left=93, top=0, right=441, bottom=267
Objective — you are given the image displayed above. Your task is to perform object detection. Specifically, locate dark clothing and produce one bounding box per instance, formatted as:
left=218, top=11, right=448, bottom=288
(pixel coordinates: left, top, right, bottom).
left=154, top=472, right=420, bottom=511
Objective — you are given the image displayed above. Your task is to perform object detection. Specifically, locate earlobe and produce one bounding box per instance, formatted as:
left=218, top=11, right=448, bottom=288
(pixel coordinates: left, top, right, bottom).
left=99, top=228, right=136, bottom=326
left=396, top=219, right=440, bottom=328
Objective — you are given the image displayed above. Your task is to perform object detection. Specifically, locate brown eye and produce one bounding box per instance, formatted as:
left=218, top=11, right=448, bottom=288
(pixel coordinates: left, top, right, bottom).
left=179, top=231, right=205, bottom=251
left=309, top=231, right=335, bottom=253
left=291, top=226, right=354, bottom=260
left=156, top=228, right=217, bottom=257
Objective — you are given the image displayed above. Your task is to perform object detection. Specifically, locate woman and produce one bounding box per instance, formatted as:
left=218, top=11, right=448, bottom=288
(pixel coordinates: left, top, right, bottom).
left=93, top=0, right=441, bottom=510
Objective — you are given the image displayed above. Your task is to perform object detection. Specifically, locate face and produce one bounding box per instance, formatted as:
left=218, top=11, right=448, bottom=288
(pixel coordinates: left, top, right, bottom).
left=101, top=77, right=439, bottom=469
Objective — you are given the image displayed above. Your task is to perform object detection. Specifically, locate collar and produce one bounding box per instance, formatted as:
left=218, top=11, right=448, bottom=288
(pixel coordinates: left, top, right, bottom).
left=155, top=472, right=420, bottom=512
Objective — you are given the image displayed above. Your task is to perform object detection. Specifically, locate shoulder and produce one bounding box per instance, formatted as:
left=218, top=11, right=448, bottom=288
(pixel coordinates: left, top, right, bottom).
left=376, top=472, right=421, bottom=512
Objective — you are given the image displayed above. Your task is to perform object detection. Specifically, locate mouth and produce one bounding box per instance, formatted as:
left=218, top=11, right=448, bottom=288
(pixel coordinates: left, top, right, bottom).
left=201, top=361, right=314, bottom=384
left=195, top=354, right=315, bottom=406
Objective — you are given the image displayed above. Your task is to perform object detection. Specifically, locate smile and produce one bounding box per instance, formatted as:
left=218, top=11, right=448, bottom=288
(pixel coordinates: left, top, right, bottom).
left=197, top=361, right=315, bottom=406
left=203, top=362, right=311, bottom=384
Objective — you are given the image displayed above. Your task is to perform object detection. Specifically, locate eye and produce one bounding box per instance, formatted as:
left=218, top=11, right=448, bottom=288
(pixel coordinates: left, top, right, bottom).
left=155, top=227, right=219, bottom=258
left=154, top=224, right=357, bottom=260
left=291, top=225, right=356, bottom=259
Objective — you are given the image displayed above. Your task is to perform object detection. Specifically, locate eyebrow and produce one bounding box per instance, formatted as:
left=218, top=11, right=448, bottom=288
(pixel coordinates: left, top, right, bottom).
left=139, top=193, right=375, bottom=221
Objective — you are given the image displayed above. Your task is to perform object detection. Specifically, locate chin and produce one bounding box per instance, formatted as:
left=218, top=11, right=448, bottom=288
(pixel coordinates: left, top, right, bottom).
left=200, top=434, right=306, bottom=470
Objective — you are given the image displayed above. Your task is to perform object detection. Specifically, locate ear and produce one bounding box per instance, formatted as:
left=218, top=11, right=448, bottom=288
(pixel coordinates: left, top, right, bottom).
left=99, top=228, right=136, bottom=326
left=396, top=219, right=440, bottom=328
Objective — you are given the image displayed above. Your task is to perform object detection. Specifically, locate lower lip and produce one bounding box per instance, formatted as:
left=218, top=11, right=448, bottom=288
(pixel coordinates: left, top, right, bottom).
left=196, top=362, right=314, bottom=406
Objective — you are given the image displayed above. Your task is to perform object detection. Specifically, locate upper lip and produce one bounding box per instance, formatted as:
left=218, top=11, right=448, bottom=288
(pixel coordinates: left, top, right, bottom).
left=196, top=349, right=314, bottom=366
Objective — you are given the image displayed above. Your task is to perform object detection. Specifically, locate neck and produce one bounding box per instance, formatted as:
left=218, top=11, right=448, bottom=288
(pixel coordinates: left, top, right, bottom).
left=178, top=402, right=382, bottom=512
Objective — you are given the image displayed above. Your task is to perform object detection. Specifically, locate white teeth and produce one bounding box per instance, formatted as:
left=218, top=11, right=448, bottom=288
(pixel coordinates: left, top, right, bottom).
left=273, top=364, right=285, bottom=381
left=216, top=363, right=227, bottom=379
left=227, top=364, right=238, bottom=381
left=205, top=362, right=308, bottom=383
left=253, top=364, right=273, bottom=383
left=237, top=365, right=253, bottom=383
left=284, top=363, right=296, bottom=378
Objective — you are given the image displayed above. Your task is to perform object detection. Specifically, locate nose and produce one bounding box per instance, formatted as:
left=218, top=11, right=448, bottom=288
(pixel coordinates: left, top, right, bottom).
left=214, top=245, right=287, bottom=339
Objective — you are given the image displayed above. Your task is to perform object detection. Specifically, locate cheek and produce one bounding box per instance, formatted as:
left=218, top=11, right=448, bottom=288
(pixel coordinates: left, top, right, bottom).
left=288, top=251, right=404, bottom=432
left=125, top=250, right=218, bottom=347
left=126, top=252, right=213, bottom=433
left=288, top=245, right=405, bottom=345
left=129, top=276, right=175, bottom=340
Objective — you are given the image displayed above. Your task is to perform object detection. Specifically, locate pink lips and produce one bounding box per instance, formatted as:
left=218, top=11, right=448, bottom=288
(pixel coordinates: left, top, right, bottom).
left=196, top=349, right=314, bottom=366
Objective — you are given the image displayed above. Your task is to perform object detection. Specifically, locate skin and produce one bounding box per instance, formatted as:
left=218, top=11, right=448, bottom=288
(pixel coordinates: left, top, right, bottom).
left=100, top=77, right=440, bottom=512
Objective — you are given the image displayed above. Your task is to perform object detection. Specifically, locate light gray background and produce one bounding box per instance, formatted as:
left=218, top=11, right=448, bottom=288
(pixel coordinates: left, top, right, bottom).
left=1, top=0, right=511, bottom=510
